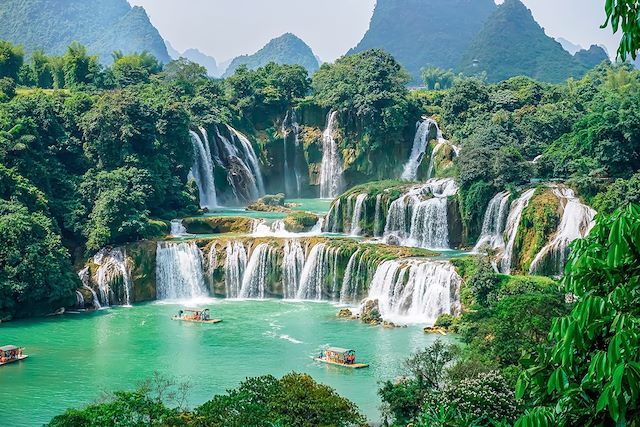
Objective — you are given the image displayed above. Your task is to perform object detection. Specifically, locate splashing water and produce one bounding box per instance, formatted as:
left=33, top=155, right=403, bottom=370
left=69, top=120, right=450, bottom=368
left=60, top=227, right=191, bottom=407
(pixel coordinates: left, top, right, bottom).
left=473, top=191, right=511, bottom=253
left=156, top=242, right=209, bottom=301
left=190, top=128, right=218, bottom=209
left=224, top=241, right=247, bottom=298
left=93, top=248, right=133, bottom=306
left=500, top=188, right=536, bottom=274
left=350, top=194, right=368, bottom=236
left=282, top=240, right=305, bottom=299
left=239, top=244, right=275, bottom=299
left=528, top=186, right=595, bottom=276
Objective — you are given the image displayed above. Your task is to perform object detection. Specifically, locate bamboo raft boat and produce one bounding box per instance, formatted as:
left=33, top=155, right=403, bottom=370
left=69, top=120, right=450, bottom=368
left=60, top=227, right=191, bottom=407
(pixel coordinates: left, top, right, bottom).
left=315, top=347, right=369, bottom=369
left=172, top=308, right=222, bottom=324
left=0, top=345, right=28, bottom=366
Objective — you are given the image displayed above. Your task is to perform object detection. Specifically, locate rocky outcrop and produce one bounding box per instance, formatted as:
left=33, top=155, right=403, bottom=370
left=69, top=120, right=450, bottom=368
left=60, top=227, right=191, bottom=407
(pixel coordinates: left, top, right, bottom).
left=182, top=216, right=254, bottom=235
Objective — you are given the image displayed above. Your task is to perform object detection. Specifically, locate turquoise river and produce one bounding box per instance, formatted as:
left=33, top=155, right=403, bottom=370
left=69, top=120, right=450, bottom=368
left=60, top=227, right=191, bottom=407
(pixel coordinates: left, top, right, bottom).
left=0, top=300, right=448, bottom=425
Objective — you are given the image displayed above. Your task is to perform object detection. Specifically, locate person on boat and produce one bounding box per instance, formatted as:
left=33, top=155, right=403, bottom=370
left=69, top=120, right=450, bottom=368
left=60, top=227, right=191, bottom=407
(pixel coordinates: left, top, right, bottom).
left=178, top=310, right=184, bottom=318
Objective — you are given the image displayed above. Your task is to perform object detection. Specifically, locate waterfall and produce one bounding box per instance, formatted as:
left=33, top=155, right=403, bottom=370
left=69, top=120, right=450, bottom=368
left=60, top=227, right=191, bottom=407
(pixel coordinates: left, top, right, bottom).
left=229, top=126, right=265, bottom=196
left=207, top=244, right=217, bottom=276
left=296, top=244, right=340, bottom=300
left=78, top=267, right=101, bottom=309
left=383, top=178, right=458, bottom=249
left=473, top=192, right=511, bottom=253
left=328, top=198, right=341, bottom=233
left=224, top=241, right=248, bottom=298
left=350, top=194, right=367, bottom=236
left=319, top=111, right=344, bottom=198
left=500, top=188, right=536, bottom=274
left=170, top=219, right=188, bottom=237
left=156, top=242, right=209, bottom=301
left=402, top=120, right=435, bottom=180
left=373, top=194, right=383, bottom=237
left=364, top=259, right=461, bottom=325
left=238, top=244, right=275, bottom=298
left=339, top=250, right=369, bottom=304
left=215, top=126, right=260, bottom=203
left=93, top=248, right=133, bottom=306
left=283, top=110, right=303, bottom=197
left=528, top=187, right=596, bottom=276
left=282, top=240, right=305, bottom=298
left=190, top=129, right=218, bottom=209
left=75, top=291, right=85, bottom=309
left=426, top=142, right=444, bottom=180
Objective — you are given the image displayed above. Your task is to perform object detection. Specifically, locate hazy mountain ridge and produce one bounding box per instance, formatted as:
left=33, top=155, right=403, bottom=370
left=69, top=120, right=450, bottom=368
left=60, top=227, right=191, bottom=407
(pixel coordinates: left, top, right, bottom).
left=223, top=33, right=320, bottom=78
left=0, top=0, right=169, bottom=64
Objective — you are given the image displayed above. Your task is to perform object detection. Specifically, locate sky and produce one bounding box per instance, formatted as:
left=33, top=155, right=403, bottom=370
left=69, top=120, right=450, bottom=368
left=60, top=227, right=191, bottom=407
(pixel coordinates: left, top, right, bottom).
left=129, top=0, right=621, bottom=63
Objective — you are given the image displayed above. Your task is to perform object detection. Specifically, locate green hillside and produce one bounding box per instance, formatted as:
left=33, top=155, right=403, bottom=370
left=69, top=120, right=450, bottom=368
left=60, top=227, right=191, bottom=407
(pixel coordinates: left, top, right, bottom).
left=349, top=0, right=496, bottom=82
left=223, top=33, right=320, bottom=77
left=0, top=0, right=169, bottom=64
left=459, top=0, right=593, bottom=83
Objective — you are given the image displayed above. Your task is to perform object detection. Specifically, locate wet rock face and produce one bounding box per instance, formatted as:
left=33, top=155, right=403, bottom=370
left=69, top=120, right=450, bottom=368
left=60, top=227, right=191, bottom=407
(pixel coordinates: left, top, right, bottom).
left=337, top=308, right=354, bottom=318
left=360, top=299, right=382, bottom=325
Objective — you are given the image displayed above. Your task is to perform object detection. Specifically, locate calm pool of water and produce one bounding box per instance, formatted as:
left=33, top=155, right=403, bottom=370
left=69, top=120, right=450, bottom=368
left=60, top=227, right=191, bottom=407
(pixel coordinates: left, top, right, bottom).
left=0, top=300, right=448, bottom=425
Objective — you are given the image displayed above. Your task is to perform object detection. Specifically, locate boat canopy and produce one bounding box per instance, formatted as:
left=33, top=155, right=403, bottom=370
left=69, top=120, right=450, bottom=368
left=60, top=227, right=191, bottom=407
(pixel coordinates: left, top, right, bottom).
left=0, top=345, right=18, bottom=352
left=326, top=347, right=353, bottom=354
left=184, top=308, right=209, bottom=313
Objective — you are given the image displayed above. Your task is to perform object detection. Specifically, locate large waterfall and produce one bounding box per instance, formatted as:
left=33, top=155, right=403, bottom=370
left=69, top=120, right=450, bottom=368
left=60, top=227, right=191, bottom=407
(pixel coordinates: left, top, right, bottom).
left=473, top=192, right=511, bottom=253
left=500, top=188, right=536, bottom=274
left=214, top=125, right=262, bottom=203
left=349, top=193, right=368, bottom=236
left=282, top=110, right=302, bottom=197
left=282, top=240, right=305, bottom=299
left=528, top=187, right=595, bottom=276
left=228, top=126, right=265, bottom=196
left=239, top=244, right=276, bottom=298
left=190, top=128, right=218, bottom=209
left=319, top=111, right=345, bottom=199
left=402, top=119, right=437, bottom=180
left=295, top=243, right=341, bottom=300
left=384, top=178, right=458, bottom=249
left=364, top=259, right=461, bottom=324
left=156, top=242, right=209, bottom=300
left=93, top=248, right=133, bottom=306
left=224, top=241, right=248, bottom=298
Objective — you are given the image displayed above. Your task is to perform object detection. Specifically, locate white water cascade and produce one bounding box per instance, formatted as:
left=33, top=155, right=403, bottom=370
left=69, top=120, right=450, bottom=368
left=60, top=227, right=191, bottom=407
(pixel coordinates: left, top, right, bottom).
left=170, top=219, right=188, bottom=237
left=500, top=188, right=536, bottom=274
left=239, top=244, right=275, bottom=299
left=282, top=240, right=305, bottom=299
left=384, top=178, right=458, bottom=249
left=78, top=267, right=101, bottom=309
left=75, top=291, right=85, bottom=308
left=295, top=244, right=341, bottom=300
left=224, top=241, right=248, bottom=298
left=340, top=251, right=370, bottom=304
left=215, top=126, right=261, bottom=202
left=373, top=194, right=383, bottom=237
left=283, top=110, right=303, bottom=197
left=402, top=120, right=435, bottom=181
left=364, top=259, right=461, bottom=325
left=473, top=192, right=511, bottom=253
left=528, top=187, right=596, bottom=276
left=229, top=126, right=265, bottom=196
left=350, top=194, right=368, bottom=236
left=319, top=111, right=345, bottom=199
left=93, top=248, right=133, bottom=306
left=190, top=129, right=218, bottom=209
left=156, top=242, right=209, bottom=300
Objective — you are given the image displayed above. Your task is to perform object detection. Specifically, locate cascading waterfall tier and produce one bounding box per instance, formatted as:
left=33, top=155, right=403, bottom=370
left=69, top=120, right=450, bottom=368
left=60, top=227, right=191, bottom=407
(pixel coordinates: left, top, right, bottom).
left=228, top=126, right=265, bottom=196
left=224, top=241, right=248, bottom=298
left=295, top=243, right=342, bottom=301
left=363, top=259, right=461, bottom=325
left=500, top=188, right=536, bottom=274
left=473, top=191, right=511, bottom=253
left=383, top=178, right=458, bottom=249
left=190, top=128, right=218, bottom=209
left=402, top=119, right=459, bottom=181
left=170, top=219, right=188, bottom=237
left=349, top=194, right=368, bottom=236
left=239, top=243, right=277, bottom=298
left=528, top=186, right=596, bottom=276
left=93, top=248, right=133, bottom=306
left=282, top=240, right=305, bottom=299
left=156, top=242, right=209, bottom=300
left=78, top=266, right=101, bottom=309
left=319, top=111, right=345, bottom=199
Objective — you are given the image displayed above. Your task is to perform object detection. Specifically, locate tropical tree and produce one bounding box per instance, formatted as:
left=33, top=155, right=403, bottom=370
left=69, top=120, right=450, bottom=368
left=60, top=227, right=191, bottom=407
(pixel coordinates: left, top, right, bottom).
left=603, top=0, right=640, bottom=60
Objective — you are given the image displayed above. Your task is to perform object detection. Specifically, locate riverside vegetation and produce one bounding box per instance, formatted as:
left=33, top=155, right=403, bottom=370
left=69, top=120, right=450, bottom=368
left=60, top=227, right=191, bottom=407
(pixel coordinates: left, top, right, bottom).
left=0, top=20, right=639, bottom=426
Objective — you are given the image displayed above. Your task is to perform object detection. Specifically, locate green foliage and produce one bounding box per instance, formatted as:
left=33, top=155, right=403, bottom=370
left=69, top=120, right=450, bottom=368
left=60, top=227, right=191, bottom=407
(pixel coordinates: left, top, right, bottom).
left=602, top=0, right=640, bottom=60
left=62, top=42, right=101, bottom=88
left=0, top=200, right=78, bottom=319
left=516, top=205, right=640, bottom=426
left=421, top=67, right=456, bottom=90
left=194, top=373, right=365, bottom=427
left=111, top=51, right=161, bottom=87
left=591, top=171, right=640, bottom=215
left=0, top=40, right=24, bottom=81
left=468, top=257, right=501, bottom=306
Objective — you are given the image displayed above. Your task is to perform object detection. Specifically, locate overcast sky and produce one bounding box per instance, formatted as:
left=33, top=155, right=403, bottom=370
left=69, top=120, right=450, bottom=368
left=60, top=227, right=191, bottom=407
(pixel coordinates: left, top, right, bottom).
left=129, top=0, right=621, bottom=63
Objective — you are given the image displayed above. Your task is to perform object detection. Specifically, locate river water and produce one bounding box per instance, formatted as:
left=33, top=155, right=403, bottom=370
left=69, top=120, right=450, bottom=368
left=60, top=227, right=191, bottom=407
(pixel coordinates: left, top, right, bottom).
left=0, top=300, right=446, bottom=425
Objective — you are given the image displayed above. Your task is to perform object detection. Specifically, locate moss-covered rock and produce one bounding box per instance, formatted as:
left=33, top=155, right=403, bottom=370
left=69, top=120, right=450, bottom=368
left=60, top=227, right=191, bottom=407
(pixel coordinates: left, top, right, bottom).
left=512, top=187, right=561, bottom=274
left=182, top=216, right=254, bottom=234
left=283, top=211, right=319, bottom=232
left=125, top=240, right=157, bottom=302
left=247, top=194, right=289, bottom=212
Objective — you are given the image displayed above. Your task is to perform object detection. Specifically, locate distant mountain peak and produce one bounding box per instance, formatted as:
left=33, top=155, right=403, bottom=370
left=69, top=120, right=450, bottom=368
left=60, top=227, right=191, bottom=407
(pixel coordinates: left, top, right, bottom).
left=223, top=32, right=320, bottom=77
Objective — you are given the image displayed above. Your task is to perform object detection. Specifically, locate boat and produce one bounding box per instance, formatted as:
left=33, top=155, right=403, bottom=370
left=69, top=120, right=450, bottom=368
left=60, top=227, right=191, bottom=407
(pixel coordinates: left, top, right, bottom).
left=314, top=347, right=369, bottom=369
left=0, top=345, right=28, bottom=366
left=172, top=308, right=222, bottom=324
